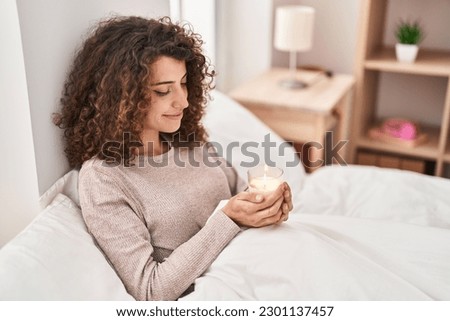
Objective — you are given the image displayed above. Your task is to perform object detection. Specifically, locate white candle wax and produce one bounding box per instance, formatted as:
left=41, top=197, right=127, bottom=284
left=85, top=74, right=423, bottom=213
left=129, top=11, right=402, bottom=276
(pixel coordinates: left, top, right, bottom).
left=249, top=176, right=282, bottom=192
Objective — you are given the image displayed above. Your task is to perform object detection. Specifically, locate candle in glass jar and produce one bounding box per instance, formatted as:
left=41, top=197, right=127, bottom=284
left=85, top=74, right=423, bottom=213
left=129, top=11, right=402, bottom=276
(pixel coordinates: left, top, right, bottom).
left=248, top=164, right=283, bottom=192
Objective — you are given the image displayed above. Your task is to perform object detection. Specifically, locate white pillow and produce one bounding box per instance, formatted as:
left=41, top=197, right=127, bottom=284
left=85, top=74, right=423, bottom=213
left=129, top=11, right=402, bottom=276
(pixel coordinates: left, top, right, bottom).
left=0, top=193, right=133, bottom=300
left=205, top=90, right=306, bottom=206
left=39, top=169, right=80, bottom=209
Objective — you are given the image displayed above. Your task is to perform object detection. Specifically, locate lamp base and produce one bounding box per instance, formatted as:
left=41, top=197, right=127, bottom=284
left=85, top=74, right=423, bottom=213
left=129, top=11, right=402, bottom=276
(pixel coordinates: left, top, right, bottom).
left=278, top=78, right=308, bottom=89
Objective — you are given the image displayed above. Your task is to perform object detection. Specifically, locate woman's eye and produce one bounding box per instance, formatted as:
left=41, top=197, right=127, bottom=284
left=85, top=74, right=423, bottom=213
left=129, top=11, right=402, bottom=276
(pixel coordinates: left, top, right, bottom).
left=154, top=90, right=170, bottom=97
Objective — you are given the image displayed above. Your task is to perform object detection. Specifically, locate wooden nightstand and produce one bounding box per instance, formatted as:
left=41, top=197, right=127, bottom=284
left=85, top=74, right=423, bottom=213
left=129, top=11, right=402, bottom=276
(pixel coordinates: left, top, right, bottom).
left=229, top=68, right=354, bottom=171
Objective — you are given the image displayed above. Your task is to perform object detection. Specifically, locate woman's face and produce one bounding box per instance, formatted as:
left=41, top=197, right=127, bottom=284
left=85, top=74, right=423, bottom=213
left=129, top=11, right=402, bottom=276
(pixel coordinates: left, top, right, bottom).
left=142, top=56, right=189, bottom=140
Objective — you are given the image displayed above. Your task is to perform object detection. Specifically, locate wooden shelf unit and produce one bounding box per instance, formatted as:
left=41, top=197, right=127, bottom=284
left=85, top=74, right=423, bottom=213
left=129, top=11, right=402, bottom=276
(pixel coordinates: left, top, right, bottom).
left=445, top=144, right=450, bottom=162
left=350, top=0, right=450, bottom=177
left=358, top=125, right=440, bottom=160
left=365, top=48, right=450, bottom=76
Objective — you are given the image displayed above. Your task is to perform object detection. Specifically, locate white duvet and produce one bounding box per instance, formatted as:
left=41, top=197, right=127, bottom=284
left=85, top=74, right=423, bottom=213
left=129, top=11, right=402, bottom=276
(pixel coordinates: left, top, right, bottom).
left=182, top=166, right=450, bottom=300
left=4, top=90, right=448, bottom=301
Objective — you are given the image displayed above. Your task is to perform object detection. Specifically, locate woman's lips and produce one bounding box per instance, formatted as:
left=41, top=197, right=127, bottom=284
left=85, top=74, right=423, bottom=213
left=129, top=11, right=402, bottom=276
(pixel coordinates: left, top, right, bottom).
left=163, top=112, right=183, bottom=119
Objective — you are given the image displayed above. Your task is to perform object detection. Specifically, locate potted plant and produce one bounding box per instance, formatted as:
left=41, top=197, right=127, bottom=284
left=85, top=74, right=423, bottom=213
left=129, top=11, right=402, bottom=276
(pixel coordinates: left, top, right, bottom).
left=395, top=19, right=424, bottom=63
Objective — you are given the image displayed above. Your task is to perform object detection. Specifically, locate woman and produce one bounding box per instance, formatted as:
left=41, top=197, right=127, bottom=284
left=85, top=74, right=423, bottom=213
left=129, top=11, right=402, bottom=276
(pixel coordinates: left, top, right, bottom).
left=54, top=16, right=293, bottom=300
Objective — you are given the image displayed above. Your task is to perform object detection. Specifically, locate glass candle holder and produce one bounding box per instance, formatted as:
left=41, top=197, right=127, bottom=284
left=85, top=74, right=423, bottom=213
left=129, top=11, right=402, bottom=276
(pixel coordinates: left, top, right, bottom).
left=247, top=164, right=284, bottom=192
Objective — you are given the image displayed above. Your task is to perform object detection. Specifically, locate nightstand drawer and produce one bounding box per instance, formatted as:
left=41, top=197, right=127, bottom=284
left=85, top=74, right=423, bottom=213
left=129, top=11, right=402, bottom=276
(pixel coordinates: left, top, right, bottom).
left=244, top=104, right=337, bottom=142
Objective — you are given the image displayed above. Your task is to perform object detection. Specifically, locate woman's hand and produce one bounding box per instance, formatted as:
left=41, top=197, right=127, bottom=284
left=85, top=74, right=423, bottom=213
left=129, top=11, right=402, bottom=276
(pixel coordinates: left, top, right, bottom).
left=278, top=183, right=293, bottom=224
left=222, top=182, right=292, bottom=228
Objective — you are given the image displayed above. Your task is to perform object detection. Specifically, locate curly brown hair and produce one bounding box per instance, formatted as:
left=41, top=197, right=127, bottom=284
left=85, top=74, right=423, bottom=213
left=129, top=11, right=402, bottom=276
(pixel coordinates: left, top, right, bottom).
left=54, top=16, right=214, bottom=168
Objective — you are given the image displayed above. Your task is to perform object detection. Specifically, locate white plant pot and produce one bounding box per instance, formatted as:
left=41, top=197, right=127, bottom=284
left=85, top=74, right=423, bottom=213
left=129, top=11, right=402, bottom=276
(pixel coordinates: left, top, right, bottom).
left=395, top=43, right=419, bottom=63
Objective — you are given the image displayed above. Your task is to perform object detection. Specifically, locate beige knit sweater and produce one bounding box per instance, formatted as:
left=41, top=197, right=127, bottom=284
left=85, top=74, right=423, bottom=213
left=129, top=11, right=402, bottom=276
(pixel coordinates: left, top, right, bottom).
left=79, top=146, right=246, bottom=300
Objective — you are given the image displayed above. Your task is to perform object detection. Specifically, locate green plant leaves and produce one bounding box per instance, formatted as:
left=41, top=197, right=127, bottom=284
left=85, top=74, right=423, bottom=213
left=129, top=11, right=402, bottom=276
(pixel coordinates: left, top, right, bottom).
left=395, top=20, right=424, bottom=45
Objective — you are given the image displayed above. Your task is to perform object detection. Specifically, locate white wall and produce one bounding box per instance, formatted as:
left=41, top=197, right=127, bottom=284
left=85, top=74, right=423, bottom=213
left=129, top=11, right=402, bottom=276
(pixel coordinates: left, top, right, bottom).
left=16, top=0, right=170, bottom=196
left=216, top=0, right=360, bottom=92
left=0, top=0, right=40, bottom=247
left=0, top=0, right=169, bottom=247
left=180, top=0, right=216, bottom=65
left=216, top=0, right=273, bottom=92
left=272, top=0, right=360, bottom=75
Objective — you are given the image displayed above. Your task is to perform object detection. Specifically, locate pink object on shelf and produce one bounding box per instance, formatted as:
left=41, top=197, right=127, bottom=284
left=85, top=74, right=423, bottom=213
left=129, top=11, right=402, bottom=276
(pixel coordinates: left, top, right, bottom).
left=381, top=118, right=417, bottom=140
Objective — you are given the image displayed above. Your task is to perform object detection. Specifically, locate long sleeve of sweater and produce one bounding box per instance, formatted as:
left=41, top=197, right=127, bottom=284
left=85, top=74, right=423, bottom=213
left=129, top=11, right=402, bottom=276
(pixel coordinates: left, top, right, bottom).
left=79, top=163, right=241, bottom=301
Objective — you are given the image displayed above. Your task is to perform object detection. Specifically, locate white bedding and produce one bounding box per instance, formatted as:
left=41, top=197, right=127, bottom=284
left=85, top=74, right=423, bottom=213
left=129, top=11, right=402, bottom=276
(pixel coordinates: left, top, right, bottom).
left=1, top=91, right=449, bottom=301
left=298, top=165, right=450, bottom=228
left=182, top=166, right=450, bottom=301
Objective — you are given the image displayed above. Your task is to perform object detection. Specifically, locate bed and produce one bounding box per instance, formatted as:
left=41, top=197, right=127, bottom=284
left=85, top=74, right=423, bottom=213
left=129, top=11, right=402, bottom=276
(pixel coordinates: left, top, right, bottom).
left=0, top=91, right=449, bottom=300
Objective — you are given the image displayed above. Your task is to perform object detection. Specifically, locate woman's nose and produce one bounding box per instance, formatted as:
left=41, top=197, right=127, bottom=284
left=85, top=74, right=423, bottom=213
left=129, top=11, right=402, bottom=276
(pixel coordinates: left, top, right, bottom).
left=173, top=85, right=189, bottom=109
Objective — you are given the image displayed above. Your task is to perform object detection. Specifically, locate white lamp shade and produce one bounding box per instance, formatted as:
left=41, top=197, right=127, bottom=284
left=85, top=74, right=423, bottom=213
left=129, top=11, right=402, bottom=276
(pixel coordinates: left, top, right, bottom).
left=274, top=5, right=315, bottom=52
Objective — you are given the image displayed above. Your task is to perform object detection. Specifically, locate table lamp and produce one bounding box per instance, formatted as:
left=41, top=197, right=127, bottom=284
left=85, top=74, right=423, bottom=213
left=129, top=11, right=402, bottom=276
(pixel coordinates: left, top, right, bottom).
left=274, top=5, right=315, bottom=89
